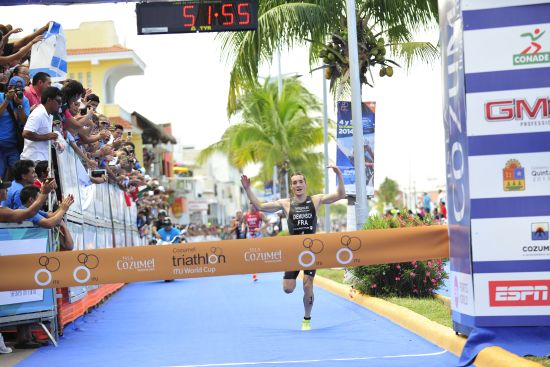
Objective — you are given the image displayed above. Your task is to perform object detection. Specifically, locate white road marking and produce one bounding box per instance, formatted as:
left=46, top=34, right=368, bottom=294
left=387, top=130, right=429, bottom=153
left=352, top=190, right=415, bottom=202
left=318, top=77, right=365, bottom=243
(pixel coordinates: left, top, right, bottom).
left=166, top=350, right=448, bottom=367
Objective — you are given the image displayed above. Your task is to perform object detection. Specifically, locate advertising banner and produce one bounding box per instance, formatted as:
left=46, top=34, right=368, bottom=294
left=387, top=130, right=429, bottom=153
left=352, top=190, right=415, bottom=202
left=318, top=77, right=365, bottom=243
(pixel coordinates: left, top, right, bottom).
left=66, top=222, right=88, bottom=303
left=0, top=228, right=48, bottom=305
left=0, top=228, right=55, bottom=317
left=336, top=101, right=375, bottom=197
left=442, top=0, right=550, bottom=329
left=440, top=0, right=473, bottom=329
left=0, top=226, right=449, bottom=291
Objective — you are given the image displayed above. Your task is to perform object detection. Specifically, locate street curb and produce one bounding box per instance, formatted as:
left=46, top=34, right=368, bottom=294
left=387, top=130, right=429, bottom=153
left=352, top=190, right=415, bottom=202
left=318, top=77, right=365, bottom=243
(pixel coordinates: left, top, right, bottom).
left=314, top=275, right=543, bottom=367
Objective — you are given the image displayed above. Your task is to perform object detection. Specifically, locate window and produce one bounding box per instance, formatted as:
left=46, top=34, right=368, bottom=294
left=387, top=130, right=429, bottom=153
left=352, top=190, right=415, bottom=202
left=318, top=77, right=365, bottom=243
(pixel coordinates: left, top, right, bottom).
left=86, top=72, right=92, bottom=88
left=77, top=72, right=83, bottom=83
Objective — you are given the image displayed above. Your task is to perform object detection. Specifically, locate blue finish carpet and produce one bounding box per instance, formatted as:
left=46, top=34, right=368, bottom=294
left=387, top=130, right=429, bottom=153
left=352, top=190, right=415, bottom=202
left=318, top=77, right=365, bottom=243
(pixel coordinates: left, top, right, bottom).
left=17, top=273, right=460, bottom=367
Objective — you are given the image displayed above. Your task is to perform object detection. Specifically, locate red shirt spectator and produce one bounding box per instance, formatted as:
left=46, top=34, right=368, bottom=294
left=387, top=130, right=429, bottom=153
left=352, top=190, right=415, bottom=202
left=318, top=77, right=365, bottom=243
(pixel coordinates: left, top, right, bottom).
left=24, top=72, right=51, bottom=109
left=440, top=202, right=447, bottom=219
left=23, top=84, right=40, bottom=107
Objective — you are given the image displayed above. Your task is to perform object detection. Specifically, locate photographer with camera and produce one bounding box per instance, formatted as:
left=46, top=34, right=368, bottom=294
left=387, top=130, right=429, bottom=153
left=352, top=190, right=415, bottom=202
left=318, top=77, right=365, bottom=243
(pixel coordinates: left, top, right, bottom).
left=0, top=76, right=30, bottom=179
left=12, top=65, right=30, bottom=87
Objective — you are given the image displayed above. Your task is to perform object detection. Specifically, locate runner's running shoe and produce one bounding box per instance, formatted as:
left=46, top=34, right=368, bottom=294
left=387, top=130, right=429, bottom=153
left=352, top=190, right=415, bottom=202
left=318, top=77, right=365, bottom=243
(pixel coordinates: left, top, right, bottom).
left=0, top=345, right=13, bottom=354
left=301, top=319, right=311, bottom=331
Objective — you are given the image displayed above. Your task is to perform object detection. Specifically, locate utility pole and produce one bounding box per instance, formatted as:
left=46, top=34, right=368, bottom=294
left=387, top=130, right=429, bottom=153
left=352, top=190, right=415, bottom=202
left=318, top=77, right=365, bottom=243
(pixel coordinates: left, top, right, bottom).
left=322, top=71, right=330, bottom=232
left=346, top=0, right=368, bottom=229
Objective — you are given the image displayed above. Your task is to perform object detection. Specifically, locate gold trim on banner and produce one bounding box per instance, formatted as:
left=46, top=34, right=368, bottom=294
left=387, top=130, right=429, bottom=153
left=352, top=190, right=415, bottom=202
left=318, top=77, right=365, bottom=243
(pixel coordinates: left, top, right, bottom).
left=0, top=226, right=449, bottom=291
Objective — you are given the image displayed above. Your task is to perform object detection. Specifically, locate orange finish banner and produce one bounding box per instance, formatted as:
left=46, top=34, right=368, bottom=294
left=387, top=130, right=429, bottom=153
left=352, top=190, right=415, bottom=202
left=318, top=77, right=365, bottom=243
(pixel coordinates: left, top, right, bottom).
left=0, top=226, right=449, bottom=291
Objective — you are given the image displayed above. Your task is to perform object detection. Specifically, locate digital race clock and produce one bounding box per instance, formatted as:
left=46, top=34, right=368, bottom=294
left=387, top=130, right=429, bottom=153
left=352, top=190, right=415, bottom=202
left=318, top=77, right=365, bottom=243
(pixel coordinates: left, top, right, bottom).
left=136, top=1, right=258, bottom=35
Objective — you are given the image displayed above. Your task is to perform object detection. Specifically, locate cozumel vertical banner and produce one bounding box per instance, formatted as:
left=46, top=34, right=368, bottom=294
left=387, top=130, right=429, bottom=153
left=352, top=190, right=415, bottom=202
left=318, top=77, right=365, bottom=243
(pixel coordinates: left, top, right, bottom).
left=0, top=227, right=449, bottom=291
left=336, top=101, right=376, bottom=197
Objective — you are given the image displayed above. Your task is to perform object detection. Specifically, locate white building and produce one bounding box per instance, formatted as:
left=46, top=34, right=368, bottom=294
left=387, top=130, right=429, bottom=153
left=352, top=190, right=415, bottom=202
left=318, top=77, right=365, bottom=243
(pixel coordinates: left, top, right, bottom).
left=168, top=147, right=245, bottom=225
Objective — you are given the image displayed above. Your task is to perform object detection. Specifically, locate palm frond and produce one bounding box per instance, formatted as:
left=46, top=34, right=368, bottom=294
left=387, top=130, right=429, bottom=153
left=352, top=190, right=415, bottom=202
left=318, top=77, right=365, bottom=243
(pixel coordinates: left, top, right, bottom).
left=389, top=41, right=439, bottom=69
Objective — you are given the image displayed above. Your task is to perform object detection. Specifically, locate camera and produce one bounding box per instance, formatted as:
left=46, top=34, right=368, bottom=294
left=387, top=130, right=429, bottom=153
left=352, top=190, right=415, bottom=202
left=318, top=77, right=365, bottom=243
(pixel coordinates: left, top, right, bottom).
left=91, top=169, right=107, bottom=178
left=7, top=86, right=23, bottom=99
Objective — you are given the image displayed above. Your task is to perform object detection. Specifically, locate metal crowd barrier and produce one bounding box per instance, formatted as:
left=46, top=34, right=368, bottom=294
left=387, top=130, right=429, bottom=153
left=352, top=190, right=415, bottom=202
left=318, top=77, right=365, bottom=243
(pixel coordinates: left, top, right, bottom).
left=0, top=144, right=143, bottom=339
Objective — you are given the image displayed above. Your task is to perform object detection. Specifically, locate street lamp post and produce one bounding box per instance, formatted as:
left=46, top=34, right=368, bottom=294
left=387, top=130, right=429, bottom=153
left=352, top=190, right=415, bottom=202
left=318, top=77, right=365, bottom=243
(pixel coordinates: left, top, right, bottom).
left=346, top=0, right=369, bottom=229
left=322, top=71, right=331, bottom=232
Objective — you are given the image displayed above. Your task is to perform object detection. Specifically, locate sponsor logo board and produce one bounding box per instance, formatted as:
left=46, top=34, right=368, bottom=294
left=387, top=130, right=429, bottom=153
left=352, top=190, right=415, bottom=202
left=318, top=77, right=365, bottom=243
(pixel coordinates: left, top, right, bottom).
left=464, top=24, right=550, bottom=73
left=469, top=152, right=550, bottom=199
left=462, top=0, right=550, bottom=11
left=451, top=271, right=475, bottom=318
left=472, top=217, right=550, bottom=262
left=489, top=280, right=550, bottom=307
left=474, top=273, right=550, bottom=316
left=466, top=89, right=550, bottom=137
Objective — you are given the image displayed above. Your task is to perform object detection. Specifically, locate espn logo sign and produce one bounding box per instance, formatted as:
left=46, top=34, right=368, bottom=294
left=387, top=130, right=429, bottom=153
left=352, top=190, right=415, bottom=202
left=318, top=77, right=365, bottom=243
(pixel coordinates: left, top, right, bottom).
left=489, top=280, right=550, bottom=307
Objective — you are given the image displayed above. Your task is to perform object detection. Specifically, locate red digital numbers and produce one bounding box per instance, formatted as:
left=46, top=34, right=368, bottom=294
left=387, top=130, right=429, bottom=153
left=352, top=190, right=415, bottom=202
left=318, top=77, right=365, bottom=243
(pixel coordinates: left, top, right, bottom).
left=221, top=4, right=234, bottom=25
left=238, top=3, right=250, bottom=25
left=181, top=1, right=253, bottom=30
left=182, top=5, right=196, bottom=27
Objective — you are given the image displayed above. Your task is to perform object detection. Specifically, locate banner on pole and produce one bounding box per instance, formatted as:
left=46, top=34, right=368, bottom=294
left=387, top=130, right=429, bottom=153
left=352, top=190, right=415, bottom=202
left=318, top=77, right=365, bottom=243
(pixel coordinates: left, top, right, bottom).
left=336, top=101, right=375, bottom=197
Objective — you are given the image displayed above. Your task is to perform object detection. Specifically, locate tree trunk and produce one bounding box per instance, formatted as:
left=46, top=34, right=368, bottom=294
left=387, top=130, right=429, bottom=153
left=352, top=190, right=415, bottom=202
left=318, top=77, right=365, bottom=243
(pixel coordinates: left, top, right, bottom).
left=278, top=167, right=287, bottom=199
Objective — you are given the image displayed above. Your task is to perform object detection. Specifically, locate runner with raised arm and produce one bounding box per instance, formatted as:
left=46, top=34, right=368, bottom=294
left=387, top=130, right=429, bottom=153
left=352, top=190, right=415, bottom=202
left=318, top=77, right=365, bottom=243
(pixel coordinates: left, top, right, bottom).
left=240, top=165, right=345, bottom=330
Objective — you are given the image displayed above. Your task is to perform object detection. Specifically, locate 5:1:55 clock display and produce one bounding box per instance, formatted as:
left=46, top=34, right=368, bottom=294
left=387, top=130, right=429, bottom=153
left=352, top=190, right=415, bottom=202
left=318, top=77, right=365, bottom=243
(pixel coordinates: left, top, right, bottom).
left=136, top=1, right=258, bottom=35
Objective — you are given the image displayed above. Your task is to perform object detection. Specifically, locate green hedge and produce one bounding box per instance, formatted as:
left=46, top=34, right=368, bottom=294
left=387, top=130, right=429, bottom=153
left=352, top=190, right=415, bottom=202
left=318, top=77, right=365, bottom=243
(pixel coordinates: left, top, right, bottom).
left=349, top=212, right=448, bottom=297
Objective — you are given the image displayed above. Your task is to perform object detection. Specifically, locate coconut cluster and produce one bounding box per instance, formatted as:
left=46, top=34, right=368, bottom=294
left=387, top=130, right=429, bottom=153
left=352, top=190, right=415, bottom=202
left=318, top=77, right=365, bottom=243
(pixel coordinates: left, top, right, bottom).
left=319, top=24, right=396, bottom=88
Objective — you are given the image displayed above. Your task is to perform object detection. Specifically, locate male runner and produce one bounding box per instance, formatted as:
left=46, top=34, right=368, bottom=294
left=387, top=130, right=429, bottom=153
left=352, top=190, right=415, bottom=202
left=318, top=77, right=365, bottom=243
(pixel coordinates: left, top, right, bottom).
left=243, top=202, right=269, bottom=282
left=243, top=202, right=268, bottom=239
left=241, top=165, right=345, bottom=330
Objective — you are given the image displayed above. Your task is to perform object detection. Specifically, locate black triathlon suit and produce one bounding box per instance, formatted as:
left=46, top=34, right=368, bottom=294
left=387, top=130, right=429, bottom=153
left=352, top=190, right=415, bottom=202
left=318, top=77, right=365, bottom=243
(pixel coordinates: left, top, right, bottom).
left=284, top=196, right=317, bottom=279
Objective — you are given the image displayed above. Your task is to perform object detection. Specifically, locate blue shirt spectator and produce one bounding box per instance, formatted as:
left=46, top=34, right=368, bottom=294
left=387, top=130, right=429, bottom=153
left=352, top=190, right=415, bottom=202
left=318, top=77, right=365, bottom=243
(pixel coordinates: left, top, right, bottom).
left=1, top=181, right=24, bottom=209
left=1, top=160, right=36, bottom=209
left=0, top=87, right=30, bottom=147
left=423, top=192, right=431, bottom=214
left=158, top=227, right=181, bottom=242
left=157, top=218, right=181, bottom=242
left=0, top=77, right=31, bottom=178
left=22, top=208, right=48, bottom=226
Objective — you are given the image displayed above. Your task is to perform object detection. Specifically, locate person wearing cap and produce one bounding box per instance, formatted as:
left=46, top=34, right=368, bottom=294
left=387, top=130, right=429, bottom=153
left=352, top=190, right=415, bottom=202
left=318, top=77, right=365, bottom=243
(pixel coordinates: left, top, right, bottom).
left=156, top=217, right=181, bottom=243
left=152, top=209, right=167, bottom=239
left=0, top=76, right=30, bottom=178
left=0, top=176, right=56, bottom=223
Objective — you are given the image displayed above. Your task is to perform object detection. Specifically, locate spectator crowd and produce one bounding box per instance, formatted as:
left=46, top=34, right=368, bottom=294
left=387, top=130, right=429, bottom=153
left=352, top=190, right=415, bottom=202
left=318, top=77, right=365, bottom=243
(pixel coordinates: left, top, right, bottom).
left=0, top=21, right=182, bottom=353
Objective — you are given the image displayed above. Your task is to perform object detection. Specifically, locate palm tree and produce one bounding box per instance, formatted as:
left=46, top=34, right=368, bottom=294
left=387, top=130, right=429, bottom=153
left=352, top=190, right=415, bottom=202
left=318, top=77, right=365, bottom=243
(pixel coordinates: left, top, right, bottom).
left=218, top=0, right=439, bottom=113
left=197, top=77, right=327, bottom=196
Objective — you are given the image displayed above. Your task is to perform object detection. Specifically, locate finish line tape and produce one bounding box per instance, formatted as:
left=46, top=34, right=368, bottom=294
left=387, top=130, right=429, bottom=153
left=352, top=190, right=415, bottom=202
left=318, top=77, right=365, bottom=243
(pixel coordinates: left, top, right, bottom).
left=0, top=226, right=449, bottom=291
